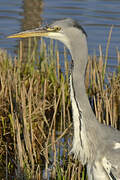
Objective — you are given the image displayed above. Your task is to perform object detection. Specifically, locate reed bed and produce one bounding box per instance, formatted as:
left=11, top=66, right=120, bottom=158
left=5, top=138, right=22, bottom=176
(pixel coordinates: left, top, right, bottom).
left=0, top=37, right=120, bottom=180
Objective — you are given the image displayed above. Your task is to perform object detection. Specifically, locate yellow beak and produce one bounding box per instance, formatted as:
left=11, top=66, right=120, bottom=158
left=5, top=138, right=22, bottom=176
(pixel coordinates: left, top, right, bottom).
left=7, top=27, right=50, bottom=39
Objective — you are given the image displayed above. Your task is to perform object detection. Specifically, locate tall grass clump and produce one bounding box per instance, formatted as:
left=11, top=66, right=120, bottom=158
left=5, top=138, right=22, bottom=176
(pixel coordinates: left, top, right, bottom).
left=0, top=34, right=120, bottom=180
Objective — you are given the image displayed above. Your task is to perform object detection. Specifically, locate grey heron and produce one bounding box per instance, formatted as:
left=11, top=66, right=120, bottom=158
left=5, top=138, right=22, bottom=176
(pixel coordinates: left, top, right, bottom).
left=8, top=18, right=120, bottom=180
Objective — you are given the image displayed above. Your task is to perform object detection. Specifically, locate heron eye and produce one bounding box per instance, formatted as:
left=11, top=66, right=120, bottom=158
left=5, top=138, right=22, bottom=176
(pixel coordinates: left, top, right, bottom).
left=54, top=26, right=61, bottom=31
left=47, top=26, right=61, bottom=32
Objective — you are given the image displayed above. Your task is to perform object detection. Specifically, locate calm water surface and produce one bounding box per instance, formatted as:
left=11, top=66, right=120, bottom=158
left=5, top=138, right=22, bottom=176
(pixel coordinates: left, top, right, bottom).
left=0, top=0, right=120, bottom=67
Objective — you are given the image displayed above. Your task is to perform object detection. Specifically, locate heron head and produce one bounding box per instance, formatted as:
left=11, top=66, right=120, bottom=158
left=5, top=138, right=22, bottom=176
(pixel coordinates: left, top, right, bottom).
left=7, top=18, right=87, bottom=50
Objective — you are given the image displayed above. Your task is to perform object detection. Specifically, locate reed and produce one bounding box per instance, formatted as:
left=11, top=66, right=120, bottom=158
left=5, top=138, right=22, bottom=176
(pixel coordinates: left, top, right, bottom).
left=0, top=36, right=120, bottom=179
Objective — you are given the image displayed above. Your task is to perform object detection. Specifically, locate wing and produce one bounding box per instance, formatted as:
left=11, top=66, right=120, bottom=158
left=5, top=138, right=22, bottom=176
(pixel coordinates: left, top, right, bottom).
left=102, top=148, right=120, bottom=180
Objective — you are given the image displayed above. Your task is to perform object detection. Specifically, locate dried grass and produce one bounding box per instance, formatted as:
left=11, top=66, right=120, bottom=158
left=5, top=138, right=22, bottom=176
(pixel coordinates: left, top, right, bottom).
left=0, top=35, right=120, bottom=180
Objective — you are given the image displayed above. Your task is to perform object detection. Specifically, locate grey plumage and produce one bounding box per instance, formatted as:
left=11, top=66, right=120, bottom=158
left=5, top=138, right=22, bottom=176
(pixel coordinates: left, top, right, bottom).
left=8, top=18, right=120, bottom=180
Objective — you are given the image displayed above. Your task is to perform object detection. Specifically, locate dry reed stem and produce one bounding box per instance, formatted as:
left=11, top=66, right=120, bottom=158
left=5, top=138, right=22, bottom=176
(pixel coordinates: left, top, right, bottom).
left=103, top=25, right=113, bottom=80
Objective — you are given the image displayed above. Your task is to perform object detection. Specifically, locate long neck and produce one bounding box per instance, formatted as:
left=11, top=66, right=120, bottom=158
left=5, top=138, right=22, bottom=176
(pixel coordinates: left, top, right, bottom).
left=69, top=34, right=99, bottom=127
left=67, top=31, right=103, bottom=163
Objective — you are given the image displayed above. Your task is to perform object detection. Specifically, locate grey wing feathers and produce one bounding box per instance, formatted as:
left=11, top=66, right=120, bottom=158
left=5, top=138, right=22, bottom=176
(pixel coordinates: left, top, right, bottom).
left=102, top=149, right=120, bottom=180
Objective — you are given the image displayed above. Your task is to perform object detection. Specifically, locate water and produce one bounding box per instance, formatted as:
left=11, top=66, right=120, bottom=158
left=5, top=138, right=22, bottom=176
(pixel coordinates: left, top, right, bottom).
left=0, top=1, right=119, bottom=178
left=0, top=0, right=120, bottom=67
